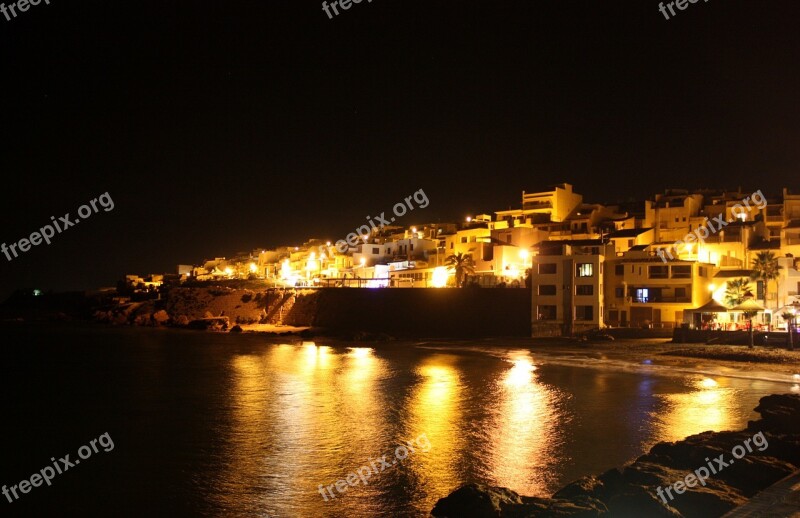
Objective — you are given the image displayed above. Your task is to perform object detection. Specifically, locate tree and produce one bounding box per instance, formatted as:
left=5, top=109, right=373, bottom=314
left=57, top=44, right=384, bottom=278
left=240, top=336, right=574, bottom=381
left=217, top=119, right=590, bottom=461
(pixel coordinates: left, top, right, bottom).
left=445, top=252, right=476, bottom=288
left=750, top=251, right=782, bottom=310
left=725, top=278, right=757, bottom=348
left=724, top=278, right=753, bottom=307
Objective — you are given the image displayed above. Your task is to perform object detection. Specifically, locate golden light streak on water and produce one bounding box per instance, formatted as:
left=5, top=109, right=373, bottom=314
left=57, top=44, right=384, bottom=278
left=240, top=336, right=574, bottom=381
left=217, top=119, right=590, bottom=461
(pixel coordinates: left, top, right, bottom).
left=403, top=354, right=465, bottom=511
left=654, top=376, right=740, bottom=442
left=486, top=351, right=562, bottom=497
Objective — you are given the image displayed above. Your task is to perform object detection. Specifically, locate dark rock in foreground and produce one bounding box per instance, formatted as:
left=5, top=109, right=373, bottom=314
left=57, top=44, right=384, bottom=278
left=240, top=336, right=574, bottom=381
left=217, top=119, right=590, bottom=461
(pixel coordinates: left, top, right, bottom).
left=431, top=394, right=800, bottom=518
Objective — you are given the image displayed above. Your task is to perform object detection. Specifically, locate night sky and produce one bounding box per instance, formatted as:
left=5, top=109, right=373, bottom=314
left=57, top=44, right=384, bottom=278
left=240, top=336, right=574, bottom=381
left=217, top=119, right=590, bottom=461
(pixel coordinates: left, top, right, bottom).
left=1, top=0, right=798, bottom=298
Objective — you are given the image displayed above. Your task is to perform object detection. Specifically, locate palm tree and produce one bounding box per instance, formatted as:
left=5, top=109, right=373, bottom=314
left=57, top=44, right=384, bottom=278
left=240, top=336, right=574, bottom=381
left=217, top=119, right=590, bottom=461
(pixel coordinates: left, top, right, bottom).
left=445, top=252, right=476, bottom=288
left=725, top=278, right=757, bottom=348
left=750, top=251, right=782, bottom=310
left=724, top=278, right=753, bottom=307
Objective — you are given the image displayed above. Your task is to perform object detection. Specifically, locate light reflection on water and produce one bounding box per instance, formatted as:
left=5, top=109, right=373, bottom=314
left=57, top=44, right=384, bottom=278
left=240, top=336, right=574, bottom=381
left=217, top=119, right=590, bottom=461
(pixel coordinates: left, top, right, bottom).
left=3, top=327, right=791, bottom=517
left=485, top=351, right=564, bottom=497
left=653, top=376, right=740, bottom=442
left=204, top=342, right=789, bottom=516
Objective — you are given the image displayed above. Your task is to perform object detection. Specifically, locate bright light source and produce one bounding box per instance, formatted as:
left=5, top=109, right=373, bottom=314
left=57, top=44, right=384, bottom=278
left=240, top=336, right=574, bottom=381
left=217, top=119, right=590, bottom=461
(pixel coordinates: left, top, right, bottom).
left=224, top=267, right=233, bottom=276
left=411, top=227, right=417, bottom=233
left=519, top=249, right=529, bottom=260
left=700, top=378, right=718, bottom=388
left=432, top=266, right=448, bottom=288
left=360, top=258, right=366, bottom=265
left=249, top=262, right=257, bottom=273
left=326, top=241, right=331, bottom=246
left=466, top=216, right=472, bottom=223
left=708, top=284, right=716, bottom=292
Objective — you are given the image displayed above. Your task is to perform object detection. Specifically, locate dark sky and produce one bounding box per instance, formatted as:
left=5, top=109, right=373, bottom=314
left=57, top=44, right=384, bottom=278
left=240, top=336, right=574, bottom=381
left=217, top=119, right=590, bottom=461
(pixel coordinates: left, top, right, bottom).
left=1, top=0, right=798, bottom=297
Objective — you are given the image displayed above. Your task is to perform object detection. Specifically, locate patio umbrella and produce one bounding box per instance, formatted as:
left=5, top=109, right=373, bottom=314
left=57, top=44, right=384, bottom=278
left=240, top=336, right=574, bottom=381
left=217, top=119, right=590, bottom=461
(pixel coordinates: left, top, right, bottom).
left=730, top=299, right=765, bottom=312
left=692, top=299, right=729, bottom=313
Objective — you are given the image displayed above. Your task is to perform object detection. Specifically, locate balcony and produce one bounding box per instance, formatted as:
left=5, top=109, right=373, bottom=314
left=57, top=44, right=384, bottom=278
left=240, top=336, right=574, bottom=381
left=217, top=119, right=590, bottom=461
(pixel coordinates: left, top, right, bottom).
left=630, top=296, right=691, bottom=304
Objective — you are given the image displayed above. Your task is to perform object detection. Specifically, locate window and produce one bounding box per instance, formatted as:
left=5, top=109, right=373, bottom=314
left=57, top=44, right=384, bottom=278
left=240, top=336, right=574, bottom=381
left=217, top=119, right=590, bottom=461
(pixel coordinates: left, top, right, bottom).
left=615, top=264, right=624, bottom=276
left=537, top=305, right=557, bottom=320
left=575, top=305, right=594, bottom=321
left=410, top=244, right=414, bottom=251
left=614, top=287, right=624, bottom=298
left=372, top=247, right=380, bottom=254
left=648, top=265, right=669, bottom=279
left=628, top=239, right=634, bottom=247
left=460, top=237, right=467, bottom=244
left=576, top=284, right=594, bottom=296
left=635, top=288, right=649, bottom=303
left=539, top=263, right=557, bottom=274
left=699, top=266, right=707, bottom=277
left=450, top=242, right=454, bottom=250
left=576, top=263, right=594, bottom=277
left=538, top=285, right=557, bottom=295
left=671, top=265, right=691, bottom=279
left=675, top=287, right=687, bottom=299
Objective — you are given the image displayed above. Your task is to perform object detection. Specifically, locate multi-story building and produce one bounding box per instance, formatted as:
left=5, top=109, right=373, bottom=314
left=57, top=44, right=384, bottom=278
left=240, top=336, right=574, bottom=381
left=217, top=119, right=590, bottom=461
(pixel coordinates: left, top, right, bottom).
left=530, top=240, right=609, bottom=336
left=604, top=249, right=715, bottom=328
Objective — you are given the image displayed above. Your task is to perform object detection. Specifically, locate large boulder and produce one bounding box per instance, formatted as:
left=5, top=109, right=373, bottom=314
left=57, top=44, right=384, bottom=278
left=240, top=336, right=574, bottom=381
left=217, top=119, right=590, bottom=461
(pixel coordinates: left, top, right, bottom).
left=431, top=484, right=524, bottom=517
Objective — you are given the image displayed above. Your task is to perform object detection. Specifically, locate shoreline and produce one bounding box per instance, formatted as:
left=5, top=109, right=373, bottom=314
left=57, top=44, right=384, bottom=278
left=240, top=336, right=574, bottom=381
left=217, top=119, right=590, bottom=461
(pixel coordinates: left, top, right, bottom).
left=431, top=394, right=800, bottom=517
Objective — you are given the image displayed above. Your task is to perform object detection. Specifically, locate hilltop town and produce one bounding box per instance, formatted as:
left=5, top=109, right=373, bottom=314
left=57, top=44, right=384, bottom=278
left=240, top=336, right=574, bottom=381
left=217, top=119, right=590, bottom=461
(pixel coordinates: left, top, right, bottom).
left=118, top=183, right=800, bottom=336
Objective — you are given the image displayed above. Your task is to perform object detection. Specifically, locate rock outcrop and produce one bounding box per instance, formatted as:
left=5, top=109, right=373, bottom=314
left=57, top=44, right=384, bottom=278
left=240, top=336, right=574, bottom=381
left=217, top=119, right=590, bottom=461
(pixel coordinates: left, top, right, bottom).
left=432, top=394, right=800, bottom=518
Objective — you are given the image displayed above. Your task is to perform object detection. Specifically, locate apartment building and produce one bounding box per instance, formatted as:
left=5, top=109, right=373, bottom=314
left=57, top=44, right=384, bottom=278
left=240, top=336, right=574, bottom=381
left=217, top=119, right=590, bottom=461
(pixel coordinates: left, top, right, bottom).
left=604, top=249, right=715, bottom=328
left=530, top=241, right=609, bottom=336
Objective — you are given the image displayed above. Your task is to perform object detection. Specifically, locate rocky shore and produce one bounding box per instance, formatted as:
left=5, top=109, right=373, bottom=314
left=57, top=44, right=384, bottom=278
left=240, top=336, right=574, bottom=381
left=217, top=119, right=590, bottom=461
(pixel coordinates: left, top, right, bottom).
left=431, top=394, right=800, bottom=517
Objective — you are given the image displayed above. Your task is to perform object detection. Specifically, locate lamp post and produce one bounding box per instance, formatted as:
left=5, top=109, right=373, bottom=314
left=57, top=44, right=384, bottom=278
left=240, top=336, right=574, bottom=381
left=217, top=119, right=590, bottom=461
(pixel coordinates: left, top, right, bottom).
left=789, top=301, right=800, bottom=351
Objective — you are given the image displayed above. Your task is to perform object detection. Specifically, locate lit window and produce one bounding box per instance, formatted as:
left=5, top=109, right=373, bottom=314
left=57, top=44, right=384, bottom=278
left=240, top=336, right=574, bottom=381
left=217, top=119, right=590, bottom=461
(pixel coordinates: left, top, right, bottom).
left=576, top=263, right=593, bottom=277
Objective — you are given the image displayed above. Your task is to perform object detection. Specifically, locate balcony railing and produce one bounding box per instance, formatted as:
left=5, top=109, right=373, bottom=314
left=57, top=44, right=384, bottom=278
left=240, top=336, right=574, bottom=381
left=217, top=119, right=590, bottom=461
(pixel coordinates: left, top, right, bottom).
left=630, top=296, right=691, bottom=303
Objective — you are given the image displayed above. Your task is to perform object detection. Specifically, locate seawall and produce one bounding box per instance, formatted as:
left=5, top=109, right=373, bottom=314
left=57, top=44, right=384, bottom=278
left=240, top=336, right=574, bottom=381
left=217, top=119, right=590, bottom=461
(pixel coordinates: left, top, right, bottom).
left=98, top=287, right=532, bottom=338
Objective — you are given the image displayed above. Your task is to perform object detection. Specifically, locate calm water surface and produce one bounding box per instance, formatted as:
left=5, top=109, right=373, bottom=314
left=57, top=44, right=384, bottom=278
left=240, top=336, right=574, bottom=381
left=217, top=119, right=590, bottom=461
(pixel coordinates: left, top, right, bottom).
left=1, top=324, right=795, bottom=517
